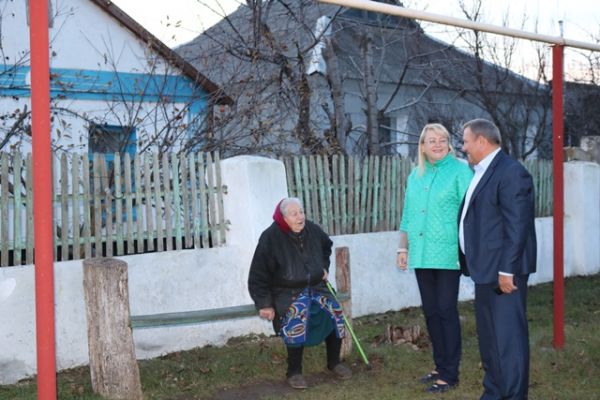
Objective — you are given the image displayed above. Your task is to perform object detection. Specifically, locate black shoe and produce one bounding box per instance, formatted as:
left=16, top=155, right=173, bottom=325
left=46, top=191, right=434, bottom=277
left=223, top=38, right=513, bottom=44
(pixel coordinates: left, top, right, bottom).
left=425, top=381, right=457, bottom=393
left=419, top=372, right=439, bottom=383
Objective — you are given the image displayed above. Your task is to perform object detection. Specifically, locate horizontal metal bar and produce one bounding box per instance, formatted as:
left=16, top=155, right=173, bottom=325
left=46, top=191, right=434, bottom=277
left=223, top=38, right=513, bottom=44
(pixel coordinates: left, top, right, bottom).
left=131, top=304, right=257, bottom=329
left=318, top=0, right=600, bottom=52
left=130, top=292, right=351, bottom=329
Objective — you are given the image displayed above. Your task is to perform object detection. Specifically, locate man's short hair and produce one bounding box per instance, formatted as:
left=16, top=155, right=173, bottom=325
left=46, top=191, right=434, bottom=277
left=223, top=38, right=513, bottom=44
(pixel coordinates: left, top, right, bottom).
left=463, top=118, right=502, bottom=145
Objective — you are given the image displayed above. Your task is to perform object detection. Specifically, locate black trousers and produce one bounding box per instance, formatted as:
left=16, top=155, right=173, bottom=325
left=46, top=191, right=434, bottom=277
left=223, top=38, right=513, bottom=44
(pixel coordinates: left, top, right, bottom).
left=415, top=268, right=462, bottom=385
left=286, top=330, right=341, bottom=376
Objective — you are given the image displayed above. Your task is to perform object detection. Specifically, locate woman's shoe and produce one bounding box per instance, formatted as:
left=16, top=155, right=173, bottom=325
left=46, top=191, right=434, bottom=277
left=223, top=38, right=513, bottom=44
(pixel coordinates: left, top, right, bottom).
left=425, top=381, right=457, bottom=393
left=419, top=371, right=439, bottom=383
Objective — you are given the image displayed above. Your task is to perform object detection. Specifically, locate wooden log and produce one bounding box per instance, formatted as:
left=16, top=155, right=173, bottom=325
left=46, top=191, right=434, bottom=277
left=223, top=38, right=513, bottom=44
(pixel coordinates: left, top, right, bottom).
left=335, top=247, right=353, bottom=359
left=83, top=257, right=143, bottom=400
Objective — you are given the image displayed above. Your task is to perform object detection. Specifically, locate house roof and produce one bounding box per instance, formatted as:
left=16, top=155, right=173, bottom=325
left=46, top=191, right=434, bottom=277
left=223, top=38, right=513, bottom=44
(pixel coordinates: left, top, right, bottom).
left=175, top=2, right=341, bottom=85
left=176, top=1, right=543, bottom=96
left=89, top=0, right=232, bottom=105
left=563, top=81, right=600, bottom=137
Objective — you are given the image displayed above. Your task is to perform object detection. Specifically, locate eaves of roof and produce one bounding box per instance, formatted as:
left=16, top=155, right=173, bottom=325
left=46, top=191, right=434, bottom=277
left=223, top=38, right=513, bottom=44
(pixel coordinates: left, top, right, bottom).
left=88, top=0, right=233, bottom=105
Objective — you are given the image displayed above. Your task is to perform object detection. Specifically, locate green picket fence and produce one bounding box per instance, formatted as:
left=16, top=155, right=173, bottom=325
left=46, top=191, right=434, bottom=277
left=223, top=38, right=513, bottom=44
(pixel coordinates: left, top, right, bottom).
left=0, top=151, right=226, bottom=267
left=281, top=155, right=554, bottom=235
left=523, top=159, right=554, bottom=218
left=280, top=155, right=413, bottom=235
left=0, top=152, right=554, bottom=267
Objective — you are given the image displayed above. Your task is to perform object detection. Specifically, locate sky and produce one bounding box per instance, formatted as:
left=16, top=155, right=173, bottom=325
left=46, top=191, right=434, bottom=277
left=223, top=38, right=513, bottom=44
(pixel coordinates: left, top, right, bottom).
left=112, top=0, right=243, bottom=47
left=112, top=0, right=599, bottom=78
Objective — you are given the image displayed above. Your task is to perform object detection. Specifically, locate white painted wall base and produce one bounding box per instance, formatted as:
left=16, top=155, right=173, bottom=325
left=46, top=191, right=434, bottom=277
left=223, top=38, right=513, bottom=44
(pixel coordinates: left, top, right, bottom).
left=1, top=157, right=598, bottom=384
left=564, top=162, right=600, bottom=276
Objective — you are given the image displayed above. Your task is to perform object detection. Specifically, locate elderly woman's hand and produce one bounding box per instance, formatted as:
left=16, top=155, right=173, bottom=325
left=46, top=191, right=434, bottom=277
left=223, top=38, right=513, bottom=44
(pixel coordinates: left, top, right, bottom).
left=396, top=252, right=408, bottom=270
left=259, top=307, right=275, bottom=321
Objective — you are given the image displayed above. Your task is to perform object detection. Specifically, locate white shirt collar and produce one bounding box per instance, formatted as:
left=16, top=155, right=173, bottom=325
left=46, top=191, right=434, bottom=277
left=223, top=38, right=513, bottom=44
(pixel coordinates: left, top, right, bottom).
left=474, top=147, right=501, bottom=174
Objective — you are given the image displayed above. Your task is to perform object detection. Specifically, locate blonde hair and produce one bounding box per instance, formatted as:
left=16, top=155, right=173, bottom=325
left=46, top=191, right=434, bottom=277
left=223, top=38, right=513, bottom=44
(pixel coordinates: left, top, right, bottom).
left=417, top=123, right=454, bottom=175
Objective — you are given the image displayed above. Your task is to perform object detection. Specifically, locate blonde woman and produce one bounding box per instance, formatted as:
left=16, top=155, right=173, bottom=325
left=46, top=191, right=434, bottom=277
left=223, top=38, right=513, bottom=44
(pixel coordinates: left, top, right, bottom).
left=396, top=123, right=473, bottom=393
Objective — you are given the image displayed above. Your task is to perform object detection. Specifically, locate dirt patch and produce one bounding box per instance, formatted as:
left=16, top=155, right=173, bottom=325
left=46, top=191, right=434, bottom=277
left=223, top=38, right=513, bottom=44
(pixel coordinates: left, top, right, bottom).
left=210, top=372, right=335, bottom=400
left=207, top=357, right=383, bottom=400
left=159, top=356, right=382, bottom=399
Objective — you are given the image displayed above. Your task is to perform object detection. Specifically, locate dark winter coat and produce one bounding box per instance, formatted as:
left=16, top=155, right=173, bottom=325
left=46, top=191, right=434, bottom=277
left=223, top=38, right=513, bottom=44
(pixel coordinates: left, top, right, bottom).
left=248, top=220, right=334, bottom=332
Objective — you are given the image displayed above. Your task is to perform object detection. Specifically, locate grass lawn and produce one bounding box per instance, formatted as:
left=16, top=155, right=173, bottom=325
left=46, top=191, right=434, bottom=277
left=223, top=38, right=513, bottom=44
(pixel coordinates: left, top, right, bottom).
left=2, top=274, right=599, bottom=399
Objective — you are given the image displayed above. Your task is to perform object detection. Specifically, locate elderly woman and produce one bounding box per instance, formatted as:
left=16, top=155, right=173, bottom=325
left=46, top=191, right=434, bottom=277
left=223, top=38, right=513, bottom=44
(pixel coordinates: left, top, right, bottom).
left=248, top=197, right=351, bottom=389
left=397, top=123, right=473, bottom=393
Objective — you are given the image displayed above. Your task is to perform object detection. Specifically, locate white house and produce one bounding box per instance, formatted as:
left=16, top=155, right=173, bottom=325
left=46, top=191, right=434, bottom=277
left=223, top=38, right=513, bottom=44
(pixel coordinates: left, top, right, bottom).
left=0, top=0, right=231, bottom=158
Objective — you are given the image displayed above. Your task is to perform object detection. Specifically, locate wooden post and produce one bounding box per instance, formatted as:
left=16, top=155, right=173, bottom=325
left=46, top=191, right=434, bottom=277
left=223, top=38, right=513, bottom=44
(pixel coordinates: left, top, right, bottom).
left=335, top=246, right=353, bottom=359
left=83, top=257, right=143, bottom=400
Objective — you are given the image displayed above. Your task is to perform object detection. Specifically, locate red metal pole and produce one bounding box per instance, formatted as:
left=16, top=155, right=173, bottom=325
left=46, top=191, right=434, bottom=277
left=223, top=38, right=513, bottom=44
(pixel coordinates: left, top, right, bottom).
left=29, top=0, right=57, bottom=397
left=551, top=45, right=565, bottom=349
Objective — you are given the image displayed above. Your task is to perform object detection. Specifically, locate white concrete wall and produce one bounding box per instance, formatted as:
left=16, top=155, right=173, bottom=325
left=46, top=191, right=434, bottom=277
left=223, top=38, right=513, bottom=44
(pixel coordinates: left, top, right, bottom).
left=1, top=157, right=598, bottom=384
left=220, top=156, right=289, bottom=251
left=564, top=162, right=600, bottom=275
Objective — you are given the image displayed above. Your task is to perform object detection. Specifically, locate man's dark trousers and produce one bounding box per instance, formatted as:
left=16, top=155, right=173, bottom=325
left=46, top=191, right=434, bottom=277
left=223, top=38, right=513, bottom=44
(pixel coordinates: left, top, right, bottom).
left=475, top=274, right=530, bottom=400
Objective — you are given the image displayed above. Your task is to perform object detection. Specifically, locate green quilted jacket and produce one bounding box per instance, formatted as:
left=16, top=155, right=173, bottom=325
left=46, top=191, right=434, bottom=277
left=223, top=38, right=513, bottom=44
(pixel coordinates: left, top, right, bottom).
left=400, top=154, right=473, bottom=269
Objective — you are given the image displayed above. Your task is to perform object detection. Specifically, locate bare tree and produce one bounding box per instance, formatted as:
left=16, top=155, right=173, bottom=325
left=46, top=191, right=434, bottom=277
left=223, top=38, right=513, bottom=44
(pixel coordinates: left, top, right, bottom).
left=179, top=1, right=337, bottom=155
left=563, top=32, right=600, bottom=146
left=178, top=0, right=463, bottom=156
left=442, top=0, right=553, bottom=159
left=0, top=0, right=35, bottom=152
left=567, top=27, right=600, bottom=84
left=341, top=5, right=454, bottom=155
left=1, top=0, right=558, bottom=160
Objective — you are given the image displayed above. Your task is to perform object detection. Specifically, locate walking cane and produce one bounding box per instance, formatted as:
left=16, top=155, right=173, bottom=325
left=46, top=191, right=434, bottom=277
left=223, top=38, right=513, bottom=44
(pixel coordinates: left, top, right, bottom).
left=325, top=281, right=372, bottom=370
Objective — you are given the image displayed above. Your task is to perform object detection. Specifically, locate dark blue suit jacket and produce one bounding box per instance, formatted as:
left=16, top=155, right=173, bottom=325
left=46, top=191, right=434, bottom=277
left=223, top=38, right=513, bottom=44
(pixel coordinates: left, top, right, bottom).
left=459, top=151, right=537, bottom=284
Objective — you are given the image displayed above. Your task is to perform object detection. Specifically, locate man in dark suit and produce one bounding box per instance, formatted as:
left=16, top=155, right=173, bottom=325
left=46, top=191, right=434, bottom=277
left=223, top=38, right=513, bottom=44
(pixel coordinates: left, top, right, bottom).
left=459, top=118, right=537, bottom=400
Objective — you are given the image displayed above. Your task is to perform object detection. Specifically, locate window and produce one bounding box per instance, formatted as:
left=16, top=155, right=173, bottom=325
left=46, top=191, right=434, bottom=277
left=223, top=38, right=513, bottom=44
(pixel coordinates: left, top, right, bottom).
left=379, top=116, right=398, bottom=155
left=88, top=123, right=137, bottom=224
left=88, top=123, right=136, bottom=161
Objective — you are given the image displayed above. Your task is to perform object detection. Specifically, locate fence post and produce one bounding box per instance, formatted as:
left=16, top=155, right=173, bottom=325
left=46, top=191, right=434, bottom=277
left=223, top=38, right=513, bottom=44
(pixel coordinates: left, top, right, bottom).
left=335, top=246, right=353, bottom=359
left=564, top=162, right=600, bottom=275
left=82, top=257, right=143, bottom=400
left=219, top=156, right=288, bottom=250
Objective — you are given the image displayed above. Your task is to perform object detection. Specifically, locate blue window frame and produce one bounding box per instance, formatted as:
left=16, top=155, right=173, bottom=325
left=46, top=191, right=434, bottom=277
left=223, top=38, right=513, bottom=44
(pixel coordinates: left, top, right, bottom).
left=88, top=123, right=138, bottom=224
left=88, top=123, right=136, bottom=161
